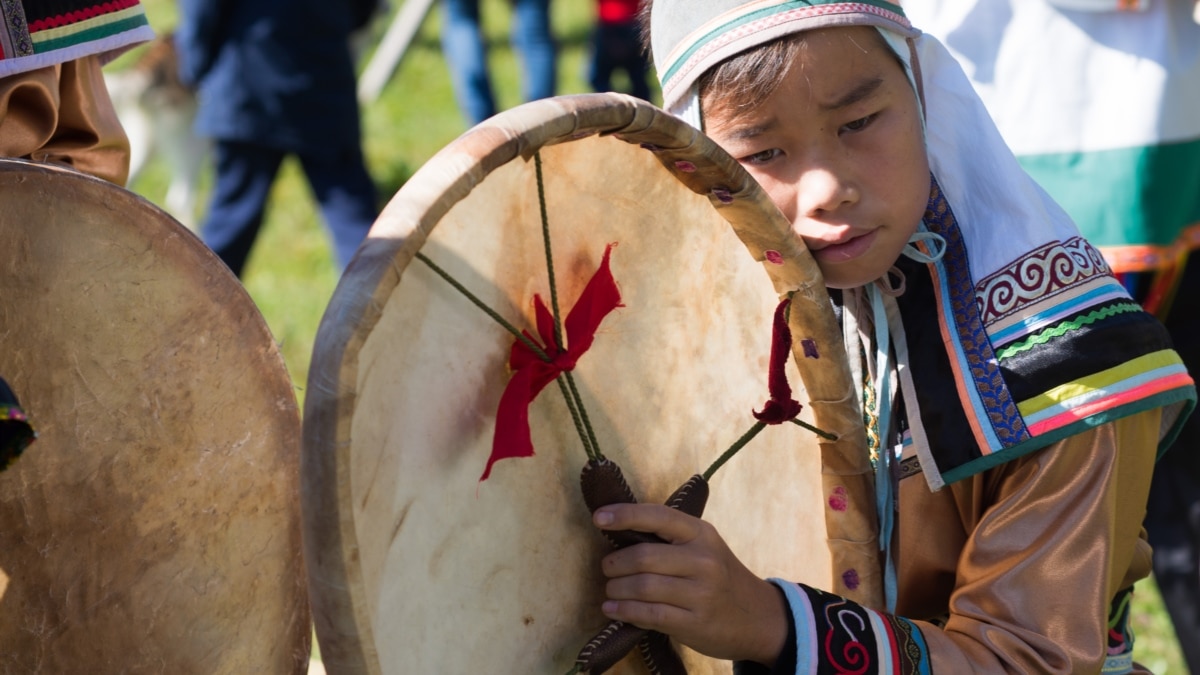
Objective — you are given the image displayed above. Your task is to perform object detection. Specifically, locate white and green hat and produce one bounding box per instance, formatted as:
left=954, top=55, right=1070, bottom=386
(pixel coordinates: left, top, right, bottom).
left=651, top=0, right=919, bottom=113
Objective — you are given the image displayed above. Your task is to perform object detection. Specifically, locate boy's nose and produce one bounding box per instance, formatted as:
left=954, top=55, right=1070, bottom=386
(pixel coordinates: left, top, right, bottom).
left=796, top=166, right=859, bottom=217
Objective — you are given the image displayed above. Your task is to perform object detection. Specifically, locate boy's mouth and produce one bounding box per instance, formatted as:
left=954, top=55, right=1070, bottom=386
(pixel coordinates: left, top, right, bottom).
left=810, top=229, right=877, bottom=264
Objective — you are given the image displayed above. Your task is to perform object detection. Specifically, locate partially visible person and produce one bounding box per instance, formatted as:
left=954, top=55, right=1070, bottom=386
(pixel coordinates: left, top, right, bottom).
left=573, top=1, right=1198, bottom=673
left=0, top=0, right=142, bottom=468
left=175, top=0, right=381, bottom=277
left=440, top=0, right=557, bottom=125
left=902, top=0, right=1200, bottom=668
left=588, top=0, right=652, bottom=101
left=0, top=0, right=154, bottom=185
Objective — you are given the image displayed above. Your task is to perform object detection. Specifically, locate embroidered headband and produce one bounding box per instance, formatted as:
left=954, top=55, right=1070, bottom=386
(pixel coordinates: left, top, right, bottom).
left=651, top=0, right=919, bottom=112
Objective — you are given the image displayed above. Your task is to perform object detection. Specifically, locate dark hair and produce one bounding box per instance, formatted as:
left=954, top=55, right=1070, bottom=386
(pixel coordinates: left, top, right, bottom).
left=638, top=3, right=904, bottom=123
left=636, top=0, right=654, bottom=59
left=636, top=0, right=802, bottom=119
left=698, top=36, right=810, bottom=122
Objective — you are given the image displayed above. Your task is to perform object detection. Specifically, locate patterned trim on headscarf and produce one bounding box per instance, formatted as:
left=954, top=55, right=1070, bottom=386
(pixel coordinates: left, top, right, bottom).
left=894, top=177, right=1195, bottom=485
left=919, top=177, right=1028, bottom=453
left=657, top=0, right=914, bottom=110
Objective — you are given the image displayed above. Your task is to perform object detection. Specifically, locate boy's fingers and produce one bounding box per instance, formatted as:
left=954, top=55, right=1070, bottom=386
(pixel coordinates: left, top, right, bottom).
left=600, top=597, right=692, bottom=634
left=593, top=503, right=702, bottom=544
left=601, top=541, right=698, bottom=579
left=604, top=570, right=696, bottom=607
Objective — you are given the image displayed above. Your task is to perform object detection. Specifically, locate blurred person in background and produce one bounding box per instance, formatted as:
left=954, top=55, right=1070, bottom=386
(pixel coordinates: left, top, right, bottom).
left=440, top=0, right=557, bottom=125
left=0, top=0, right=154, bottom=471
left=903, top=0, right=1200, bottom=668
left=587, top=0, right=651, bottom=101
left=176, top=0, right=381, bottom=278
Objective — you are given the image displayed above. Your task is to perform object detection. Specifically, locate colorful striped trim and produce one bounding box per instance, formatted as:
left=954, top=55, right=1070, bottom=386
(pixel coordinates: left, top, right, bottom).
left=660, top=0, right=911, bottom=104
left=986, top=280, right=1130, bottom=348
left=994, top=302, right=1143, bottom=360
left=1104, top=586, right=1135, bottom=674
left=778, top=578, right=818, bottom=674
left=1025, top=372, right=1192, bottom=437
left=1018, top=350, right=1190, bottom=431
left=940, top=386, right=1195, bottom=485
left=775, top=580, right=932, bottom=675
left=1104, top=653, right=1134, bottom=674
left=30, top=4, right=143, bottom=50
left=0, top=5, right=150, bottom=76
left=27, top=0, right=140, bottom=32
left=924, top=229, right=1008, bottom=454
left=923, top=179, right=1028, bottom=454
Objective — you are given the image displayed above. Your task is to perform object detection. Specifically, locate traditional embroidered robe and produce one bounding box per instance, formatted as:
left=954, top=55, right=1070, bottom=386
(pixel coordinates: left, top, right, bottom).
left=647, top=1, right=1197, bottom=672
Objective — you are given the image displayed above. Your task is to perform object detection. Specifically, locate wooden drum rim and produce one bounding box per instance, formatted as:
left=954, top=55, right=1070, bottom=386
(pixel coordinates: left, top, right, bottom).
left=301, top=92, right=876, bottom=674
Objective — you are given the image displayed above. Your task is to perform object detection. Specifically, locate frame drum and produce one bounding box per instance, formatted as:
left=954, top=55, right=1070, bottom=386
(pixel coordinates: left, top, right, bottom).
left=0, top=160, right=309, bottom=673
left=304, top=94, right=873, bottom=674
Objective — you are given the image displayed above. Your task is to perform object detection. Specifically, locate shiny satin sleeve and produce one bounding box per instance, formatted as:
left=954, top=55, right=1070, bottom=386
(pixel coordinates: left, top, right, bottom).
left=911, top=409, right=1159, bottom=674
left=738, top=409, right=1160, bottom=674
left=0, top=54, right=131, bottom=185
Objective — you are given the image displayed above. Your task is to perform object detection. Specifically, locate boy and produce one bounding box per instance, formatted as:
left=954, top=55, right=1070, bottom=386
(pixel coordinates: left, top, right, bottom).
left=0, top=0, right=152, bottom=471
left=591, top=1, right=1196, bottom=672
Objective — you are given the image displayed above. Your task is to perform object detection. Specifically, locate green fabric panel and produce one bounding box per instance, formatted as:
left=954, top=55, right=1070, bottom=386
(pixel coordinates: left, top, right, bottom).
left=34, top=16, right=150, bottom=55
left=1017, top=138, right=1200, bottom=248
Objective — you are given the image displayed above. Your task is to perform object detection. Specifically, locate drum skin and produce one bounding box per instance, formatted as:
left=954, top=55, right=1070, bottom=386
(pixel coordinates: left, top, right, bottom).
left=303, top=94, right=874, bottom=674
left=0, top=160, right=310, bottom=673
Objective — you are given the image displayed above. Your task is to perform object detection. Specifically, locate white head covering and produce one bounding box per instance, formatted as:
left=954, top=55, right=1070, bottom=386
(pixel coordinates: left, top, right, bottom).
left=646, top=0, right=1193, bottom=493
left=652, top=0, right=1084, bottom=292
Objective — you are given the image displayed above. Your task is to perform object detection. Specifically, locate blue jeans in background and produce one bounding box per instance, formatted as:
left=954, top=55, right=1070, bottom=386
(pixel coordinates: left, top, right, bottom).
left=202, top=140, right=378, bottom=278
left=440, top=0, right=557, bottom=125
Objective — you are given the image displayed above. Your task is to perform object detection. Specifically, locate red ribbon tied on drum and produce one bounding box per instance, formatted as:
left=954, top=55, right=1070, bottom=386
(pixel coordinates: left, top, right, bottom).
left=753, top=298, right=803, bottom=424
left=483, top=245, right=623, bottom=481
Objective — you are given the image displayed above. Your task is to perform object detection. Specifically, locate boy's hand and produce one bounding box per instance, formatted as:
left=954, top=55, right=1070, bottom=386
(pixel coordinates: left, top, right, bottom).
left=593, top=502, right=788, bottom=667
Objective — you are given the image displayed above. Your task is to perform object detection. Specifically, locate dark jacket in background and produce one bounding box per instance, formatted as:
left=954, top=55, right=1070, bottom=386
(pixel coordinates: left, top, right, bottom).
left=175, top=0, right=378, bottom=157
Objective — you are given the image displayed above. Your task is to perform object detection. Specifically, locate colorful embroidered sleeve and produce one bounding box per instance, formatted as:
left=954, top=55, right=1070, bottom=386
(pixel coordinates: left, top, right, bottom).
left=737, top=412, right=1158, bottom=675
left=755, top=581, right=932, bottom=675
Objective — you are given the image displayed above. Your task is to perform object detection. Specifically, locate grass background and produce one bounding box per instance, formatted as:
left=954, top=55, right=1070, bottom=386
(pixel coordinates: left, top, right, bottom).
left=118, top=0, right=1189, bottom=671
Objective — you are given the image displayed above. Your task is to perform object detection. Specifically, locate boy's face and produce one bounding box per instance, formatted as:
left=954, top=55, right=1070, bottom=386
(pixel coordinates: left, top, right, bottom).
left=704, top=27, right=930, bottom=289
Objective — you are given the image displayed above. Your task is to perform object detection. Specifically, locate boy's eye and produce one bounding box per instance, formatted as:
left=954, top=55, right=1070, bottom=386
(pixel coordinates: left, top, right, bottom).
left=841, top=113, right=878, bottom=133
left=741, top=148, right=782, bottom=165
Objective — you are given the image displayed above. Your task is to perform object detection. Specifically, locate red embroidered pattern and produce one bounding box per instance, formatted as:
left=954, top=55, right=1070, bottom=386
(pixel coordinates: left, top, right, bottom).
left=27, top=0, right=140, bottom=33
left=797, top=583, right=931, bottom=674
left=975, top=237, right=1112, bottom=325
